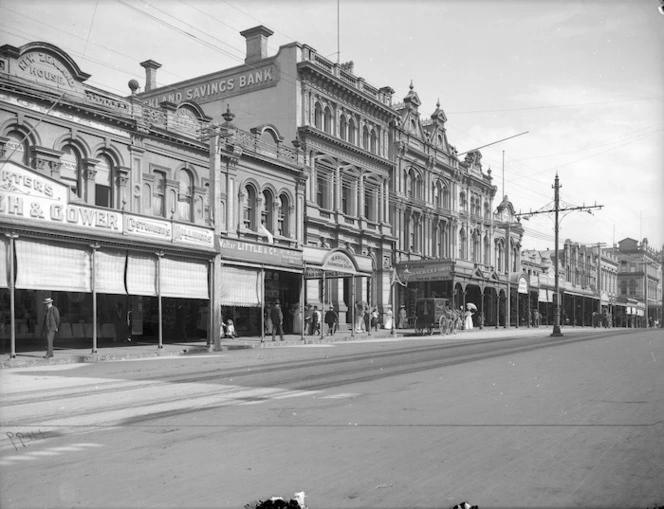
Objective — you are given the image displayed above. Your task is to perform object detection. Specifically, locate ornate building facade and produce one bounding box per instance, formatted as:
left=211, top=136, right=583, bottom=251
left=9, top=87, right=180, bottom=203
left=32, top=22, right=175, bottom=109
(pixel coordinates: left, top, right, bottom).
left=0, top=40, right=307, bottom=355
left=390, top=83, right=524, bottom=327
left=137, top=25, right=397, bottom=330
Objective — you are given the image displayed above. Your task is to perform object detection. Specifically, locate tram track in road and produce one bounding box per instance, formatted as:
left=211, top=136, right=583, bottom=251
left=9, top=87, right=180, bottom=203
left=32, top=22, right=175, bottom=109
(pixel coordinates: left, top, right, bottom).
left=3, top=330, right=623, bottom=409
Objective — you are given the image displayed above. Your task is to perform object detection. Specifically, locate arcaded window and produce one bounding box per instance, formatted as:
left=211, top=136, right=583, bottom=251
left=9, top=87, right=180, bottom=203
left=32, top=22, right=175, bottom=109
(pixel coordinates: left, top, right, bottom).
left=459, top=229, right=467, bottom=260
left=314, top=102, right=323, bottom=129
left=60, top=145, right=82, bottom=198
left=323, top=106, right=333, bottom=134
left=262, top=190, right=274, bottom=233
left=370, top=129, right=377, bottom=154
left=348, top=119, right=356, bottom=144
left=242, top=184, right=256, bottom=229
left=153, top=171, right=166, bottom=217
left=177, top=169, right=193, bottom=221
left=5, top=131, right=29, bottom=165
left=278, top=193, right=290, bottom=237
left=95, top=155, right=114, bottom=208
left=472, top=230, right=480, bottom=263
left=316, top=165, right=332, bottom=210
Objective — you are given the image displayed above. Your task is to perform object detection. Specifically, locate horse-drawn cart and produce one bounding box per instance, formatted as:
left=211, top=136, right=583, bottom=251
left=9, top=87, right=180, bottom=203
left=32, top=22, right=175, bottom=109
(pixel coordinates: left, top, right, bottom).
left=414, top=298, right=451, bottom=335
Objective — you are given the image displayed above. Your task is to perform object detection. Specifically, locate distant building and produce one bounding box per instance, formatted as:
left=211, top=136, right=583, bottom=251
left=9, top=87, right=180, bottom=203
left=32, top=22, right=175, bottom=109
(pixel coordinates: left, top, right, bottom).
left=610, top=238, right=662, bottom=327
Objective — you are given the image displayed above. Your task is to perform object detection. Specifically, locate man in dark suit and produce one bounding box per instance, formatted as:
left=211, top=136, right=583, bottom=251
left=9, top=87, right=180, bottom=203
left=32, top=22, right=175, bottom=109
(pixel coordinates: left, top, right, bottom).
left=41, top=297, right=60, bottom=359
left=270, top=300, right=284, bottom=342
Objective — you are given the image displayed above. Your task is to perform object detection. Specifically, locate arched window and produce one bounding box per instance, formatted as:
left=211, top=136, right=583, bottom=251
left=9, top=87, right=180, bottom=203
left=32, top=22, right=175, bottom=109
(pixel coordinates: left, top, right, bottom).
left=362, top=126, right=369, bottom=149
left=483, top=235, right=491, bottom=265
left=177, top=169, right=193, bottom=221
left=95, top=154, right=114, bottom=208
left=496, top=241, right=504, bottom=273
left=512, top=246, right=518, bottom=272
left=409, top=216, right=415, bottom=251
left=152, top=170, right=166, bottom=217
left=262, top=190, right=274, bottom=233
left=472, top=230, right=480, bottom=263
left=442, top=222, right=450, bottom=258
left=314, top=102, right=322, bottom=129
left=278, top=193, right=290, bottom=237
left=443, top=185, right=450, bottom=209
left=484, top=201, right=490, bottom=219
left=348, top=119, right=356, bottom=144
left=339, top=115, right=347, bottom=141
left=60, top=145, right=83, bottom=198
left=323, top=106, right=332, bottom=133
left=242, top=184, right=256, bottom=229
left=316, top=165, right=331, bottom=209
left=408, top=169, right=417, bottom=199
left=370, top=129, right=377, bottom=154
left=434, top=181, right=443, bottom=208
left=341, top=175, right=353, bottom=215
left=4, top=131, right=29, bottom=165
left=364, top=182, right=377, bottom=222
left=460, top=191, right=467, bottom=210
left=459, top=228, right=467, bottom=260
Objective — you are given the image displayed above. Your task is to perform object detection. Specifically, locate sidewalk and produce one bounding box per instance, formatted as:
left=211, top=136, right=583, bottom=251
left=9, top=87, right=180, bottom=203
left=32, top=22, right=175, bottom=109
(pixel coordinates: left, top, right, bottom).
left=0, top=325, right=600, bottom=369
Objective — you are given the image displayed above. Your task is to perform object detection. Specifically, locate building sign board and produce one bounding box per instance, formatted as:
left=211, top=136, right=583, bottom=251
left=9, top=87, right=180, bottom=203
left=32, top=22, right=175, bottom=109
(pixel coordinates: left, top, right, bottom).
left=219, top=238, right=303, bottom=268
left=0, top=162, right=214, bottom=249
left=142, top=63, right=279, bottom=107
left=397, top=262, right=453, bottom=282
left=322, top=251, right=356, bottom=273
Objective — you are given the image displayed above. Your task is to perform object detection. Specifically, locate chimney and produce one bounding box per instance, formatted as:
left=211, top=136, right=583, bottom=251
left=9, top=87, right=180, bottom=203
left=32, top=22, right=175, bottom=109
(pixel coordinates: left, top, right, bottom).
left=140, top=59, right=162, bottom=92
left=240, top=26, right=274, bottom=64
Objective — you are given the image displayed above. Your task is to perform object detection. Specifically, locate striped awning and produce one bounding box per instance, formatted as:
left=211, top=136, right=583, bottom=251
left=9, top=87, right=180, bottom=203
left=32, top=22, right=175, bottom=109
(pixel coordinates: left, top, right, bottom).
left=95, top=249, right=127, bottom=295
left=219, top=266, right=261, bottom=306
left=15, top=239, right=91, bottom=292
left=161, top=257, right=209, bottom=300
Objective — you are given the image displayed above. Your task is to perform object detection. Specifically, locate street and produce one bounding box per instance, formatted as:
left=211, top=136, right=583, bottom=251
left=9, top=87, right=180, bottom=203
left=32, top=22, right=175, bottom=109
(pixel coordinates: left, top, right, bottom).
left=1, top=328, right=663, bottom=509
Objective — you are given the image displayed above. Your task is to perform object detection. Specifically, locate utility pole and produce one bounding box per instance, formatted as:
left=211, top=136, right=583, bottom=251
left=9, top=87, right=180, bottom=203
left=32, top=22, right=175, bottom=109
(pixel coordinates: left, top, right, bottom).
left=516, top=173, right=603, bottom=337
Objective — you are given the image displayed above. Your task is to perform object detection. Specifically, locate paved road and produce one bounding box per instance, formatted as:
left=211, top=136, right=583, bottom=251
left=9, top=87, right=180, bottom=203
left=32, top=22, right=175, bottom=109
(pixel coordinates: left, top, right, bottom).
left=1, top=328, right=662, bottom=509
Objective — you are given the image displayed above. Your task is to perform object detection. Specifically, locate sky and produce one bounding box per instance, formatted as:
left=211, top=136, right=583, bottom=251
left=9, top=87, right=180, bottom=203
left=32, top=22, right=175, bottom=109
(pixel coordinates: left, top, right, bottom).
left=1, top=0, right=663, bottom=252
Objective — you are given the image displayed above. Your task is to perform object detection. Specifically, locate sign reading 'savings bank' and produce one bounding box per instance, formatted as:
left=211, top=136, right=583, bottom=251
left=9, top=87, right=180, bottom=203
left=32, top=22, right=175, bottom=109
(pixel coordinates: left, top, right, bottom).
left=141, top=63, right=278, bottom=107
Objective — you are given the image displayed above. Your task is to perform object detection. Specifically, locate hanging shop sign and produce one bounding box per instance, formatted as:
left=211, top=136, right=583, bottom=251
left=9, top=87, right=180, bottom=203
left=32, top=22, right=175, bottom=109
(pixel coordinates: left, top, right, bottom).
left=518, top=276, right=528, bottom=294
left=219, top=237, right=302, bottom=268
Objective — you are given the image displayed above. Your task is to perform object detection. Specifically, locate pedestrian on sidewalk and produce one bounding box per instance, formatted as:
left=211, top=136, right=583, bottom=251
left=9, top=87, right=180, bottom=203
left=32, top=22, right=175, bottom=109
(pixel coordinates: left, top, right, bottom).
left=324, top=305, right=338, bottom=336
left=271, top=300, right=284, bottom=341
left=41, top=297, right=60, bottom=359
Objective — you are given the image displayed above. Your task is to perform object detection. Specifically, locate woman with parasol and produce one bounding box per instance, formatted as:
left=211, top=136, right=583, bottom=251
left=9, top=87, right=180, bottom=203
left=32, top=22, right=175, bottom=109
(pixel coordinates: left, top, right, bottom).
left=464, top=303, right=477, bottom=330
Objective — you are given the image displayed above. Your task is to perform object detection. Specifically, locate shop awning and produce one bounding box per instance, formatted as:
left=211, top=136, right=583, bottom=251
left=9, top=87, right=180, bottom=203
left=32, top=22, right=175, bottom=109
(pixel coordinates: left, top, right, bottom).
left=15, top=239, right=91, bottom=292
left=161, top=257, right=209, bottom=300
left=0, top=236, right=7, bottom=289
left=219, top=266, right=261, bottom=306
left=95, top=250, right=127, bottom=295
left=126, top=253, right=157, bottom=297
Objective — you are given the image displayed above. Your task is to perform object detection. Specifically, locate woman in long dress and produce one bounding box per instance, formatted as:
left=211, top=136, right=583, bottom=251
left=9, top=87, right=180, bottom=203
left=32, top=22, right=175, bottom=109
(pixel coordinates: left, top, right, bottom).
left=464, top=309, right=474, bottom=330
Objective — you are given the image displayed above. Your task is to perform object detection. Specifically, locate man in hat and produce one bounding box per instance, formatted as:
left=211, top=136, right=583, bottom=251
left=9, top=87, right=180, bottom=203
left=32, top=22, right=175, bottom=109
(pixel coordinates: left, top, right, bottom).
left=324, top=305, right=338, bottom=336
left=270, top=300, right=284, bottom=342
left=41, top=297, right=60, bottom=359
